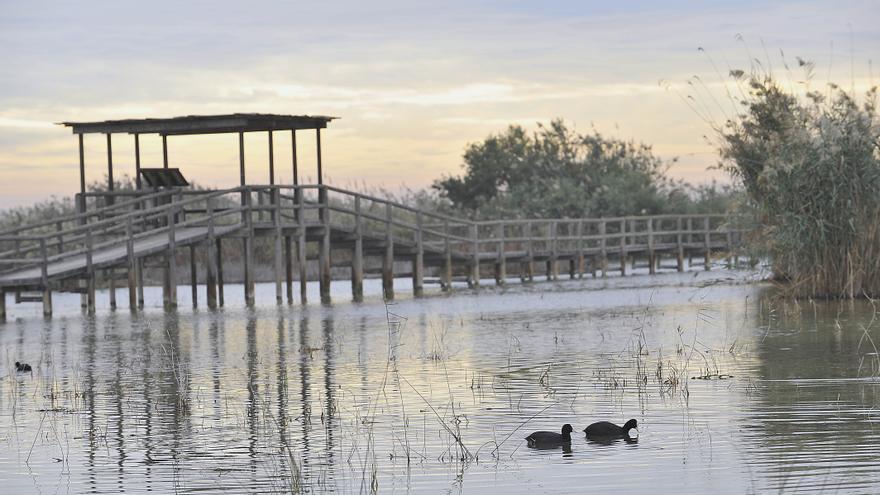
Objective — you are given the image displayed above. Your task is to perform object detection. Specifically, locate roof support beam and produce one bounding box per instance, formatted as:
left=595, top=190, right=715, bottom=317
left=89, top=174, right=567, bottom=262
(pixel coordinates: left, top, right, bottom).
left=134, top=134, right=141, bottom=190
left=291, top=130, right=298, bottom=185
left=316, top=128, right=323, bottom=185
left=268, top=130, right=275, bottom=185
left=106, top=134, right=114, bottom=204
left=162, top=135, right=168, bottom=169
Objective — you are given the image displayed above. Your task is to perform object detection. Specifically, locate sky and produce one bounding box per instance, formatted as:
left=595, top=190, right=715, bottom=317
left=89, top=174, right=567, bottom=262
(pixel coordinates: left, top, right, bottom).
left=0, top=0, right=877, bottom=209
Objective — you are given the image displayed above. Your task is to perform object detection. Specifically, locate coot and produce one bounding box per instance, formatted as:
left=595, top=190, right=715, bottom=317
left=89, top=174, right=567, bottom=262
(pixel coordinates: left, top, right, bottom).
left=15, top=361, right=32, bottom=372
left=526, top=424, right=573, bottom=447
left=583, top=419, right=637, bottom=438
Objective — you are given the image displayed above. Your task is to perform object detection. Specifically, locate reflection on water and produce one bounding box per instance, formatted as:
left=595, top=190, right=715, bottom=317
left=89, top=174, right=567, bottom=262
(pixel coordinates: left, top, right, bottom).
left=3, top=271, right=880, bottom=493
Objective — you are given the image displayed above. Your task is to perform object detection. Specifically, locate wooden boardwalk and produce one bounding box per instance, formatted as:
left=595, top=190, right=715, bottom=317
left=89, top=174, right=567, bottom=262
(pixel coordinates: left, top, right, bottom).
left=0, top=185, right=742, bottom=318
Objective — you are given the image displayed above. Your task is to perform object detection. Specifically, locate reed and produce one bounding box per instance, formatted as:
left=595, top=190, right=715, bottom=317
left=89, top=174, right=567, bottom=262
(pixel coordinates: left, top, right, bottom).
left=718, top=69, right=879, bottom=299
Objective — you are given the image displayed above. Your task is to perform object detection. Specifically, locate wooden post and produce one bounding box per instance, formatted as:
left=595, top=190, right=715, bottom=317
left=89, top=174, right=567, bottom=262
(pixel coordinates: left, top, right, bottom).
left=469, top=223, right=480, bottom=288
left=676, top=217, right=684, bottom=272
left=107, top=134, right=117, bottom=310
left=413, top=210, right=424, bottom=297
left=352, top=196, right=364, bottom=302
left=526, top=221, right=534, bottom=282
left=165, top=207, right=178, bottom=309
left=726, top=229, right=733, bottom=269
left=40, top=239, right=52, bottom=316
left=576, top=220, right=585, bottom=279
left=494, top=223, right=506, bottom=286
left=206, top=197, right=218, bottom=309
left=285, top=236, right=294, bottom=304
left=382, top=203, right=395, bottom=300
left=126, top=217, right=137, bottom=311
left=86, top=229, right=96, bottom=314
left=0, top=290, right=5, bottom=321
left=647, top=218, right=656, bottom=275
left=619, top=219, right=627, bottom=276
left=243, top=188, right=255, bottom=306
left=216, top=238, right=225, bottom=307
left=273, top=188, right=284, bottom=305
left=704, top=216, right=711, bottom=271
left=442, top=219, right=452, bottom=291
left=318, top=186, right=331, bottom=304
left=599, top=220, right=607, bottom=277
left=549, top=222, right=558, bottom=281
left=296, top=188, right=308, bottom=304
left=189, top=245, right=198, bottom=308
left=687, top=218, right=694, bottom=267
left=316, top=128, right=323, bottom=185
left=162, top=134, right=169, bottom=168
left=291, top=130, right=298, bottom=185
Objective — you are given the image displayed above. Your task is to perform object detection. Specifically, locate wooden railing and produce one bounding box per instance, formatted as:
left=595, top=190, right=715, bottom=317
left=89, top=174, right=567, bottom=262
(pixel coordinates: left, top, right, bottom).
left=0, top=185, right=745, bottom=317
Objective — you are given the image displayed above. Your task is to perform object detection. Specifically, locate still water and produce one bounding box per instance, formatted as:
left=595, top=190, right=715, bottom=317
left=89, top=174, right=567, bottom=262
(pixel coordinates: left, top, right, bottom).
left=2, top=269, right=880, bottom=494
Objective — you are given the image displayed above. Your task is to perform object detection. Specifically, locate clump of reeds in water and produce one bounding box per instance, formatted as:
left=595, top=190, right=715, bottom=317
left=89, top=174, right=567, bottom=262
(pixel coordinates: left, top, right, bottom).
left=716, top=61, right=880, bottom=299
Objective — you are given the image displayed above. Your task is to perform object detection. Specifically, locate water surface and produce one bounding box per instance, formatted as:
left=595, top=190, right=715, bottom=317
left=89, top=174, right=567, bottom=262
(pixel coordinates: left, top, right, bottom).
left=3, top=269, right=880, bottom=493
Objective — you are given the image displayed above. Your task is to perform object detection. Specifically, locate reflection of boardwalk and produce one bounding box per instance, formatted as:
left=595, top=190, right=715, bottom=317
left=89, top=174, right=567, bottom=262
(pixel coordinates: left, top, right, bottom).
left=0, top=184, right=742, bottom=318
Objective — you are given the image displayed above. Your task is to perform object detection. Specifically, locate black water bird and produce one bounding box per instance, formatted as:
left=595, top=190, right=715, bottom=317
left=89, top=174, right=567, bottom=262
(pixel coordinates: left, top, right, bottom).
left=583, top=419, right=638, bottom=438
left=15, top=362, right=32, bottom=373
left=526, top=424, right=573, bottom=447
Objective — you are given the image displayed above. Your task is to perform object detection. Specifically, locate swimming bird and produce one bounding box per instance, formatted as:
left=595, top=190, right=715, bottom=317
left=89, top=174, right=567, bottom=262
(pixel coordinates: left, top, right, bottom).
left=583, top=419, right=638, bottom=438
left=526, top=424, right=573, bottom=447
left=15, top=361, right=32, bottom=372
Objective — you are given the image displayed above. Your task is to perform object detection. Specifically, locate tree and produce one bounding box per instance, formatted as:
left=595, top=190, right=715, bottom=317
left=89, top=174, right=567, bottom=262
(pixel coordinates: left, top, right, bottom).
left=433, top=120, right=686, bottom=218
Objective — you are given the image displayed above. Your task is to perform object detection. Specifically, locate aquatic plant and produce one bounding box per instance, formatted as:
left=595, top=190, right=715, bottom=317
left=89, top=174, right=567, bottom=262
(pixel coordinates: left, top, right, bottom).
left=717, top=66, right=880, bottom=298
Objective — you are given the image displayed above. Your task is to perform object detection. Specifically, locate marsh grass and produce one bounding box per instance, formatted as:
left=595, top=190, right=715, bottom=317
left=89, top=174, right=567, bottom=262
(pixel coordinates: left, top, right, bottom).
left=685, top=47, right=880, bottom=299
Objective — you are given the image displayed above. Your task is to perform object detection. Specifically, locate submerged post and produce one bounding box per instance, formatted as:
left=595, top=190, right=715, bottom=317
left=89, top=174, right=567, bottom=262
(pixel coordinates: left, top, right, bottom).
left=318, top=186, right=331, bottom=304
left=274, top=188, right=284, bottom=305
left=704, top=216, right=711, bottom=271
left=125, top=217, right=137, bottom=311
left=382, top=203, right=395, bottom=300
left=216, top=238, right=225, bottom=307
left=442, top=219, right=452, bottom=291
left=647, top=218, right=656, bottom=275
left=413, top=210, right=424, bottom=297
left=469, top=223, right=480, bottom=288
left=352, top=196, right=364, bottom=302
left=619, top=219, right=627, bottom=276
left=676, top=217, right=684, bottom=272
left=494, top=223, right=506, bottom=286
left=296, top=188, right=308, bottom=304
left=205, top=197, right=218, bottom=309
left=40, top=239, right=52, bottom=316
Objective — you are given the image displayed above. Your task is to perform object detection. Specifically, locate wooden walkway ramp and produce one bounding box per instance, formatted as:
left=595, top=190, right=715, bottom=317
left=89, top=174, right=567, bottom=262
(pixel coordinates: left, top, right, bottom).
left=0, top=185, right=743, bottom=318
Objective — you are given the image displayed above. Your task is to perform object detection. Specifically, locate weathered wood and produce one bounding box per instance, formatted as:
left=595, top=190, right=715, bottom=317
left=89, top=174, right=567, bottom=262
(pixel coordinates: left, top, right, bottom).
left=413, top=210, right=424, bottom=297
left=165, top=207, right=178, bottom=309
left=494, top=223, right=506, bottom=286
left=285, top=236, right=294, bottom=304
left=442, top=219, right=452, bottom=291
left=0, top=290, right=5, bottom=321
left=549, top=222, right=558, bottom=280
left=576, top=220, right=585, bottom=278
left=86, top=230, right=96, bottom=314
left=205, top=198, right=218, bottom=309
left=216, top=238, right=225, bottom=307
left=526, top=221, right=534, bottom=282
left=108, top=269, right=117, bottom=309
left=189, top=245, right=198, bottom=308
left=469, top=223, right=480, bottom=288
left=647, top=218, right=656, bottom=275
left=676, top=217, right=684, bottom=272
left=273, top=189, right=284, bottom=305
left=599, top=220, right=607, bottom=277
left=352, top=197, right=364, bottom=302
left=40, top=239, right=51, bottom=316
left=318, top=187, right=331, bottom=304
left=619, top=219, right=627, bottom=276
left=704, top=217, right=711, bottom=271
left=297, top=191, right=308, bottom=304
left=125, top=217, right=137, bottom=311
left=382, top=203, right=395, bottom=300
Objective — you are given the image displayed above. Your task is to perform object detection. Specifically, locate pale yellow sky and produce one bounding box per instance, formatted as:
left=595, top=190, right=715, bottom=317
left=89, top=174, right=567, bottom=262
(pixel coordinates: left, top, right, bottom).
left=0, top=1, right=876, bottom=209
